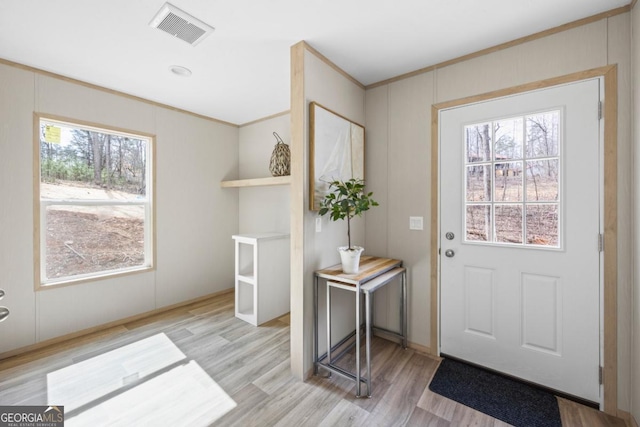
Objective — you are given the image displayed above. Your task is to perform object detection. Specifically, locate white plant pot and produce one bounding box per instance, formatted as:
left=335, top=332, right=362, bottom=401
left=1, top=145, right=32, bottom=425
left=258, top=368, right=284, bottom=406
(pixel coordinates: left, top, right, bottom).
left=338, top=246, right=364, bottom=274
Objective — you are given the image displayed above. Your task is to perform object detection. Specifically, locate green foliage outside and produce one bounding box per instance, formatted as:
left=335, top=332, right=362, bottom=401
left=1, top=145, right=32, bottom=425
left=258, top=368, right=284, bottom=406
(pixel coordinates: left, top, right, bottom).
left=40, top=125, right=147, bottom=195
left=41, top=158, right=93, bottom=183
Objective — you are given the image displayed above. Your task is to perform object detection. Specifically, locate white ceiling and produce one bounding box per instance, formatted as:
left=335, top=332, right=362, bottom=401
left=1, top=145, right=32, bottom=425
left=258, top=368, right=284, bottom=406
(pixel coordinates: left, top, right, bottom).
left=0, top=0, right=630, bottom=125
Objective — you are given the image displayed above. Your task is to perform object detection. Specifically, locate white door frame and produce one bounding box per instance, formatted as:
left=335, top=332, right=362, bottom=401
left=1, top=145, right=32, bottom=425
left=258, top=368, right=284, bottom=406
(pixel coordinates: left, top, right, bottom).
left=429, top=65, right=618, bottom=415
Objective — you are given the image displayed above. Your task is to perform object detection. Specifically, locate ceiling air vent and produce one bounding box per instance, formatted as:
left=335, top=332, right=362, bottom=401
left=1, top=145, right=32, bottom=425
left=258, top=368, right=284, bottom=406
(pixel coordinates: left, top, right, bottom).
left=149, top=3, right=214, bottom=46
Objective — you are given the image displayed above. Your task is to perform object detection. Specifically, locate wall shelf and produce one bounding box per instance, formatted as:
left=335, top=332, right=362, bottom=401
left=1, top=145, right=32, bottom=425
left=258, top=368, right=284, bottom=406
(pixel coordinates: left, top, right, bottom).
left=221, top=176, right=291, bottom=188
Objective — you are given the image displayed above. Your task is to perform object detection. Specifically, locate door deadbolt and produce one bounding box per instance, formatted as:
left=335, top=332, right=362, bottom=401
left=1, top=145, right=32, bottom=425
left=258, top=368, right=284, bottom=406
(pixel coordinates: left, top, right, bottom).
left=445, top=249, right=455, bottom=258
left=445, top=232, right=455, bottom=240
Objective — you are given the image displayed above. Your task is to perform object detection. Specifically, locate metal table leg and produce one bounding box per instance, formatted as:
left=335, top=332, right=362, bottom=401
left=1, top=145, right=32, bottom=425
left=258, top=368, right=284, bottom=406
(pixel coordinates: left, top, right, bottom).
left=355, top=283, right=361, bottom=397
left=327, top=280, right=332, bottom=367
left=365, top=290, right=372, bottom=397
left=402, top=270, right=408, bottom=349
left=314, top=274, right=318, bottom=374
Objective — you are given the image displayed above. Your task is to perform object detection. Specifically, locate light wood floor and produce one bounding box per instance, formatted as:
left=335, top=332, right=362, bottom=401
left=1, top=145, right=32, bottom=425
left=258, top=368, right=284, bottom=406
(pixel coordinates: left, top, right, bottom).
left=0, top=291, right=628, bottom=426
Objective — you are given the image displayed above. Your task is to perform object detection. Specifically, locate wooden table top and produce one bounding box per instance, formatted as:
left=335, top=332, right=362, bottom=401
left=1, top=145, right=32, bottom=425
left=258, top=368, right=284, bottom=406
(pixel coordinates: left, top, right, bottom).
left=314, top=256, right=402, bottom=286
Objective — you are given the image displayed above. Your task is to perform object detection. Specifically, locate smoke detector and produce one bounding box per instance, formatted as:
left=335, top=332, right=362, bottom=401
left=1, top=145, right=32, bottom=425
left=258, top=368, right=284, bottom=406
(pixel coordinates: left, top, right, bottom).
left=149, top=3, right=214, bottom=46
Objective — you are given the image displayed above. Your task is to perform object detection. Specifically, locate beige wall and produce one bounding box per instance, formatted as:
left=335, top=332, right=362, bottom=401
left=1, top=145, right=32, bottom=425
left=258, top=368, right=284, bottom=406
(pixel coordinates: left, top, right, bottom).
left=290, top=44, right=367, bottom=377
left=632, top=3, right=640, bottom=424
left=0, top=63, right=37, bottom=352
left=238, top=113, right=291, bottom=234
left=0, top=63, right=239, bottom=354
left=365, top=14, right=633, bottom=411
left=365, top=73, right=434, bottom=348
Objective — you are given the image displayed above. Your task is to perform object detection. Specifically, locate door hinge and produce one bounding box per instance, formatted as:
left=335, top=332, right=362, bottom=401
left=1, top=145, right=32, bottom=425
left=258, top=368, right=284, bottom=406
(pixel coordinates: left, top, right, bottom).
left=598, top=101, right=602, bottom=120
left=598, top=233, right=604, bottom=252
left=599, top=366, right=603, bottom=385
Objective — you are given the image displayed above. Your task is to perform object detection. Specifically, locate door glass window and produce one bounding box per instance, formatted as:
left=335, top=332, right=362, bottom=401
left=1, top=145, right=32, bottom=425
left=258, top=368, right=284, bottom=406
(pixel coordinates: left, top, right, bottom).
left=464, top=111, right=561, bottom=248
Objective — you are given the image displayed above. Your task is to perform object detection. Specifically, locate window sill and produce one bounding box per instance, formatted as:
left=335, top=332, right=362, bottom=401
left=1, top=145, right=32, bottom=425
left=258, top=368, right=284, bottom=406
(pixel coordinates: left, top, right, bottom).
left=36, top=265, right=154, bottom=291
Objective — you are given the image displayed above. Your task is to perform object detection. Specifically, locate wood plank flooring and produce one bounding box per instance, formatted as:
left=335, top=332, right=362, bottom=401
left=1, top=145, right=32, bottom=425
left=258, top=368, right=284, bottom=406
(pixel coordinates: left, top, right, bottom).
left=0, top=291, right=628, bottom=426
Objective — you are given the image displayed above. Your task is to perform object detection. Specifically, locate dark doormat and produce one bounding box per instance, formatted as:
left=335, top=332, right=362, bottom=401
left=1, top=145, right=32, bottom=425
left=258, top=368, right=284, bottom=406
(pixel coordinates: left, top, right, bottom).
left=428, top=358, right=562, bottom=427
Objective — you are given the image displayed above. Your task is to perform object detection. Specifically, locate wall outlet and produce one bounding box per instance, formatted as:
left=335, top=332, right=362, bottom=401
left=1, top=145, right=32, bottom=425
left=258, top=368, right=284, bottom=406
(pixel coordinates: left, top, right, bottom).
left=315, top=217, right=322, bottom=233
left=409, top=216, right=424, bottom=230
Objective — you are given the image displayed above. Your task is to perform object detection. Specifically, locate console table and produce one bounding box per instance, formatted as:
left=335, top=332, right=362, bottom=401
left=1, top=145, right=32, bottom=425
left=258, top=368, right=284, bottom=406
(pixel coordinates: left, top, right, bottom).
left=313, top=256, right=407, bottom=397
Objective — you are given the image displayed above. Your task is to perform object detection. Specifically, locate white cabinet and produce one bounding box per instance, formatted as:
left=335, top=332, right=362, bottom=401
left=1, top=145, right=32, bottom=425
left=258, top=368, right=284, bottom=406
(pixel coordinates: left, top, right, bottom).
left=232, top=233, right=290, bottom=326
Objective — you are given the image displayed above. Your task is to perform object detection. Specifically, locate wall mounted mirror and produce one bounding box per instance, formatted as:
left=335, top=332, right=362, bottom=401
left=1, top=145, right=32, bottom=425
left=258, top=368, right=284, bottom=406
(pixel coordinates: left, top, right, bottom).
left=309, top=102, right=365, bottom=211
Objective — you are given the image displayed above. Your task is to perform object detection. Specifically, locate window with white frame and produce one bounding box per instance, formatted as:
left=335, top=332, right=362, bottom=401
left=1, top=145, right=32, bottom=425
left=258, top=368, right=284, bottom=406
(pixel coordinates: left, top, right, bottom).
left=36, top=115, right=154, bottom=287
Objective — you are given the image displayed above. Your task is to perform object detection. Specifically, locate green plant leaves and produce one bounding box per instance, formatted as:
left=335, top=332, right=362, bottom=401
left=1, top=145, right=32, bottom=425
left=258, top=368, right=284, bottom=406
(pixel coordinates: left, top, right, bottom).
left=318, top=178, right=378, bottom=221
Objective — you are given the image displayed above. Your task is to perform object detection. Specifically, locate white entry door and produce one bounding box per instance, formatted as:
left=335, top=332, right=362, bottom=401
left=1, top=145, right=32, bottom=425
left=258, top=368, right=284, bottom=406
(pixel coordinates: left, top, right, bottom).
left=439, top=79, right=602, bottom=403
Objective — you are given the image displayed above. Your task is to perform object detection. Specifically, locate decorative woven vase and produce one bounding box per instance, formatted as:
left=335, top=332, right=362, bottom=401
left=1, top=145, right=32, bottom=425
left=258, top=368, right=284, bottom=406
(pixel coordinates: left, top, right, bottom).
left=269, top=132, right=290, bottom=177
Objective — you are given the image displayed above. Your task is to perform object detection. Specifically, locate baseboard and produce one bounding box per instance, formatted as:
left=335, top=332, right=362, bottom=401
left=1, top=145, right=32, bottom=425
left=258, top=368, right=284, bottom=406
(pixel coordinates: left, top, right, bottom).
left=372, top=329, right=433, bottom=356
left=616, top=408, right=640, bottom=427
left=0, top=288, right=233, bottom=363
left=408, top=341, right=433, bottom=356
left=304, top=366, right=315, bottom=380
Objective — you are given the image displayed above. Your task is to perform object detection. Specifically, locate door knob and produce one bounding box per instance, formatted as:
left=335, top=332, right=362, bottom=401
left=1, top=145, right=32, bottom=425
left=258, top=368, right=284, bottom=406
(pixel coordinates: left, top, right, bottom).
left=445, top=249, right=455, bottom=258
left=0, top=307, right=8, bottom=322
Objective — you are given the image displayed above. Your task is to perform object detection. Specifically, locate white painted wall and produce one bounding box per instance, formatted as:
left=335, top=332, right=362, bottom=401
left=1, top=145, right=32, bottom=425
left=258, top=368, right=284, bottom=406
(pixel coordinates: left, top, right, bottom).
left=366, top=73, right=434, bottom=349
left=631, top=3, right=640, bottom=425
left=0, top=65, right=238, bottom=353
left=0, top=63, right=37, bottom=352
left=153, top=108, right=238, bottom=308
left=300, top=48, right=367, bottom=373
left=238, top=113, right=291, bottom=234
left=365, top=15, right=634, bottom=410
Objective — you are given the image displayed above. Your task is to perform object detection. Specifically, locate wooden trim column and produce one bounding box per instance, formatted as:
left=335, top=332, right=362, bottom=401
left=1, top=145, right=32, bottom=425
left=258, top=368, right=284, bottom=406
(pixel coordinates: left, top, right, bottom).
left=289, top=41, right=305, bottom=379
left=602, top=65, right=618, bottom=415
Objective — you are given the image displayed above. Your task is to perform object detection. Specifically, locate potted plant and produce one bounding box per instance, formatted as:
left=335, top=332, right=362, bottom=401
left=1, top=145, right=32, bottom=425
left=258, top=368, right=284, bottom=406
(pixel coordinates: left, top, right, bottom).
left=318, top=178, right=379, bottom=273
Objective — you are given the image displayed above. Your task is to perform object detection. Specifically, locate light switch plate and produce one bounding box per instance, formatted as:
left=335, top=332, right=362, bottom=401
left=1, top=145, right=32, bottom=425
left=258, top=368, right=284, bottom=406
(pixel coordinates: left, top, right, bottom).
left=316, top=217, right=322, bottom=232
left=409, top=216, right=423, bottom=230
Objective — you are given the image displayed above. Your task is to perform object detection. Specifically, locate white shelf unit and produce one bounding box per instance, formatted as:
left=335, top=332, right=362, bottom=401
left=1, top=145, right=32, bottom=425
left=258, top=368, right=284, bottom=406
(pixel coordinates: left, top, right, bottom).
left=232, top=233, right=290, bottom=326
